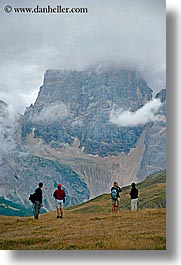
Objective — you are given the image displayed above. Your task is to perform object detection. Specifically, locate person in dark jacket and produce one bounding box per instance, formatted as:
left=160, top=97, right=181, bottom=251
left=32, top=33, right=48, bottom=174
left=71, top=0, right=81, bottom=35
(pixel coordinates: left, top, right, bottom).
left=111, top=181, right=122, bottom=213
left=34, top=182, right=43, bottom=219
left=129, top=183, right=138, bottom=211
left=53, top=184, right=66, bottom=218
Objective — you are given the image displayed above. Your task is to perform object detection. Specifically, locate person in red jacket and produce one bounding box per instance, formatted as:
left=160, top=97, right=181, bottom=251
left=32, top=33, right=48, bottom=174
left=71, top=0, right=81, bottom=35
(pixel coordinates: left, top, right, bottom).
left=53, top=184, right=66, bottom=218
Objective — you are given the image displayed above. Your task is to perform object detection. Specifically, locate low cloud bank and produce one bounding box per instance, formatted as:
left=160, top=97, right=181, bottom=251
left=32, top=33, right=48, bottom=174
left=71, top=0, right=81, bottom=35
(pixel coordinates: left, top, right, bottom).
left=110, top=98, right=163, bottom=127
left=0, top=103, right=17, bottom=163
left=32, top=103, right=69, bottom=122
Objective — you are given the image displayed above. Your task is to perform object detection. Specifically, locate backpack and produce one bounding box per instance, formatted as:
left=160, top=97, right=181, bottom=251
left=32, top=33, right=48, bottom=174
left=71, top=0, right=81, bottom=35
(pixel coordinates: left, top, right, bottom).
left=111, top=189, right=117, bottom=200
left=29, top=193, right=36, bottom=204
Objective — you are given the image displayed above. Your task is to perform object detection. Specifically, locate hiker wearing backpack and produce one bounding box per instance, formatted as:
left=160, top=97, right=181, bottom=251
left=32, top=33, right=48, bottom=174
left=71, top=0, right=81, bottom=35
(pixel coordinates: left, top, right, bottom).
left=129, top=183, right=139, bottom=211
left=111, top=181, right=122, bottom=213
left=53, top=184, right=66, bottom=219
left=34, top=182, right=43, bottom=219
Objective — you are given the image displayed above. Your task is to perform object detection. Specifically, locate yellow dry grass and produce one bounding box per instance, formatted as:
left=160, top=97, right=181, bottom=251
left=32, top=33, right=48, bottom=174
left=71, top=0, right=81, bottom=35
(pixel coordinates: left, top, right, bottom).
left=0, top=208, right=166, bottom=250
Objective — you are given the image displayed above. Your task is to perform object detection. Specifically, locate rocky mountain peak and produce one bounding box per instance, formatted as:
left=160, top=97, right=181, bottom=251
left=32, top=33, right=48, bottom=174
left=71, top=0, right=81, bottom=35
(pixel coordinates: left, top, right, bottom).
left=22, top=67, right=154, bottom=156
left=155, top=89, right=166, bottom=103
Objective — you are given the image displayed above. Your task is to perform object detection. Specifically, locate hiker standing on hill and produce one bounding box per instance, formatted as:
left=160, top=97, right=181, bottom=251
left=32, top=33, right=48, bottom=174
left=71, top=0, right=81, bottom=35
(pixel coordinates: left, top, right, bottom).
left=34, top=182, right=43, bottom=219
left=111, top=181, right=122, bottom=213
left=129, top=183, right=139, bottom=211
left=53, top=184, right=66, bottom=219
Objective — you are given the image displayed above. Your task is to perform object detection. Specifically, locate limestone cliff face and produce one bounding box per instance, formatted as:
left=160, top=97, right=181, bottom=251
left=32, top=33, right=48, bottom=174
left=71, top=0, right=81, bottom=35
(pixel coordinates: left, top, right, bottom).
left=21, top=68, right=152, bottom=156
left=20, top=67, right=166, bottom=186
left=137, top=89, right=166, bottom=180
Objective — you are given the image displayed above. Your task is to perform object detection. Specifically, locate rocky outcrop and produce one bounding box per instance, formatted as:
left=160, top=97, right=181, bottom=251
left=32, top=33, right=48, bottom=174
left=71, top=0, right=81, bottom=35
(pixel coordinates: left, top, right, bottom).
left=0, top=101, right=90, bottom=211
left=12, top=154, right=89, bottom=209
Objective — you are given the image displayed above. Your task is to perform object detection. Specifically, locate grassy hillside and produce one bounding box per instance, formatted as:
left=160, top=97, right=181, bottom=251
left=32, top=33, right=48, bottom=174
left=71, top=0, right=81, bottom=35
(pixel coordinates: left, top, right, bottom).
left=69, top=169, right=166, bottom=213
left=0, top=208, right=166, bottom=250
left=0, top=170, right=166, bottom=250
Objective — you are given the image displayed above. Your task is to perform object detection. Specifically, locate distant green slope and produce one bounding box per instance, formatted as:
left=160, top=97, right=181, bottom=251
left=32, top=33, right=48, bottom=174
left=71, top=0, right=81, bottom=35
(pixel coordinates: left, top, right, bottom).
left=0, top=197, right=46, bottom=217
left=68, top=169, right=166, bottom=213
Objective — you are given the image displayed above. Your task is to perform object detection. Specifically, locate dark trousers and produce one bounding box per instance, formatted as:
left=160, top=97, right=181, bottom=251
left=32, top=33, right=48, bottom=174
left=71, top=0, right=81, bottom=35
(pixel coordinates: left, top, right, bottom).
left=34, top=201, right=41, bottom=219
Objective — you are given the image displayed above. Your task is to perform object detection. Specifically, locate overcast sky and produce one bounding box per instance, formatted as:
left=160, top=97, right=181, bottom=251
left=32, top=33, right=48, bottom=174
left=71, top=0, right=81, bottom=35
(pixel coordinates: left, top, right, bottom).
left=0, top=0, right=165, bottom=114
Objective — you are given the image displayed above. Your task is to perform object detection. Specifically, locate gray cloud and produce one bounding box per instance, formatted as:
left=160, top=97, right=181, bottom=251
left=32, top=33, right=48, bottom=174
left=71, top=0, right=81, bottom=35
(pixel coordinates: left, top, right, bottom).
left=0, top=0, right=166, bottom=113
left=32, top=102, right=69, bottom=122
left=0, top=103, right=17, bottom=163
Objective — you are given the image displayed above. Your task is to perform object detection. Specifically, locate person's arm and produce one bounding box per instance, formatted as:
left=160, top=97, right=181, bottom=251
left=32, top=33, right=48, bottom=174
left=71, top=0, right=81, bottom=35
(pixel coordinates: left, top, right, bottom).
left=35, top=188, right=42, bottom=203
left=63, top=190, right=66, bottom=202
left=136, top=189, right=138, bottom=197
left=40, top=189, right=43, bottom=204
